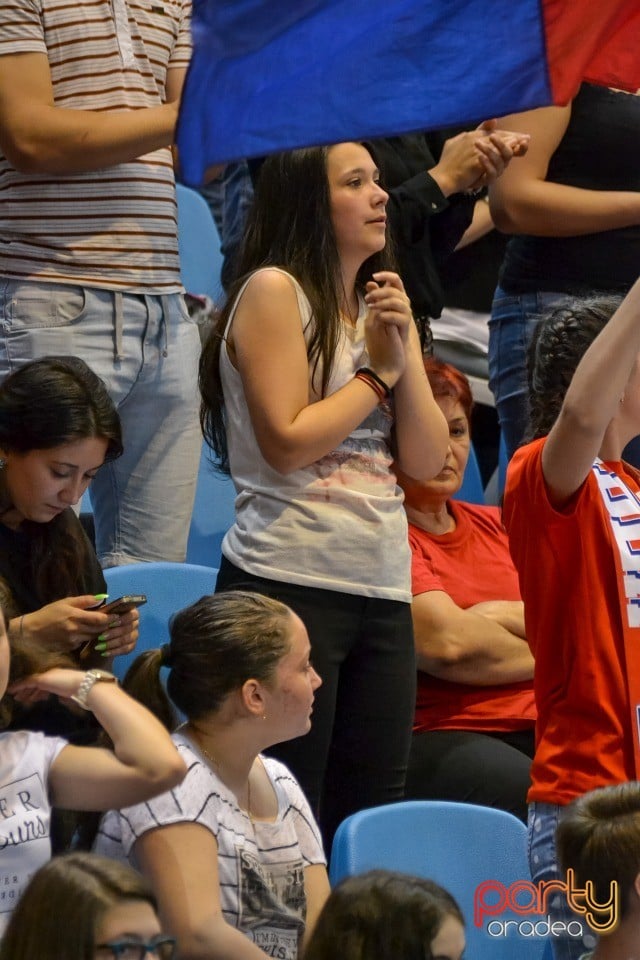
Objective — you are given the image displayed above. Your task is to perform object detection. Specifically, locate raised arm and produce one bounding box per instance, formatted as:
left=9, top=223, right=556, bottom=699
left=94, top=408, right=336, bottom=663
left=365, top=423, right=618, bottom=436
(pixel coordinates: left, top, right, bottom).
left=10, top=668, right=185, bottom=809
left=0, top=52, right=180, bottom=174
left=230, top=270, right=408, bottom=475
left=135, top=824, right=268, bottom=960
left=489, top=103, right=640, bottom=237
left=412, top=590, right=532, bottom=686
left=541, top=276, right=640, bottom=504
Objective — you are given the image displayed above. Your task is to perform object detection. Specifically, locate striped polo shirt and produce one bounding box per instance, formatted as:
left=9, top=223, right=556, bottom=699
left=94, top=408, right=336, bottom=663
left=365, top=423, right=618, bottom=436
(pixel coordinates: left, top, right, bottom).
left=0, top=0, right=191, bottom=291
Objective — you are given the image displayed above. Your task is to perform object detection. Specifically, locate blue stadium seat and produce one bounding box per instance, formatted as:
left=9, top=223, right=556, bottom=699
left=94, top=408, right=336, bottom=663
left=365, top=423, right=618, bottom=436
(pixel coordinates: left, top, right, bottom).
left=453, top=442, right=485, bottom=505
left=104, top=561, right=217, bottom=680
left=330, top=800, right=548, bottom=960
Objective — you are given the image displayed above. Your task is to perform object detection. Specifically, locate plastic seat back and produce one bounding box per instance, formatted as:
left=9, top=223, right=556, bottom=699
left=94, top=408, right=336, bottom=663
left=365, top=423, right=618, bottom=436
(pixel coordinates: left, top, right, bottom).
left=453, top=442, right=485, bottom=504
left=104, top=561, right=217, bottom=679
left=176, top=182, right=224, bottom=302
left=186, top=443, right=236, bottom=568
left=330, top=801, right=548, bottom=960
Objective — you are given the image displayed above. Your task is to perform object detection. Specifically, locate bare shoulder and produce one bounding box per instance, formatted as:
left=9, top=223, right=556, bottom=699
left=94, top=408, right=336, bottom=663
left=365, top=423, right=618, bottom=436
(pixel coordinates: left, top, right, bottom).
left=240, top=267, right=300, bottom=303
left=233, top=268, right=304, bottom=342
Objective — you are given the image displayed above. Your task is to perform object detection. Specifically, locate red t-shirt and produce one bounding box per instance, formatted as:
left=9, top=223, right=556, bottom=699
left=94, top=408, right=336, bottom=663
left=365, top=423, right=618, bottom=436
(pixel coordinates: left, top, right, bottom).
left=503, top=437, right=636, bottom=805
left=410, top=499, right=535, bottom=735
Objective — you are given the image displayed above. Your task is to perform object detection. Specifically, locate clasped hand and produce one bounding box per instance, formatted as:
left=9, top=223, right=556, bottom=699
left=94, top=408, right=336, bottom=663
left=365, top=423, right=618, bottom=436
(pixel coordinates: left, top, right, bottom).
left=432, top=119, right=530, bottom=196
left=363, top=271, right=413, bottom=389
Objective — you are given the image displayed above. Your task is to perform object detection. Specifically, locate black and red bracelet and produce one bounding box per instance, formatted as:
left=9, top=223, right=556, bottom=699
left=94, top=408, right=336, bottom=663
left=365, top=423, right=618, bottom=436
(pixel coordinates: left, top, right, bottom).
left=356, top=366, right=392, bottom=399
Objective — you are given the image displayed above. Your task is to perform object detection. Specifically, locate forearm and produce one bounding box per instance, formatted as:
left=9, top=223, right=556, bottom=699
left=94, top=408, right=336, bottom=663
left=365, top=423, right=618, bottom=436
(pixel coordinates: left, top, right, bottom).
left=86, top=682, right=181, bottom=781
left=174, top=922, right=266, bottom=960
left=454, top=196, right=494, bottom=250
left=490, top=179, right=640, bottom=237
left=254, top=377, right=384, bottom=474
left=3, top=102, right=177, bottom=175
left=415, top=617, right=533, bottom=685
left=392, top=330, right=448, bottom=479
left=557, top=275, right=640, bottom=436
left=468, top=600, right=525, bottom=638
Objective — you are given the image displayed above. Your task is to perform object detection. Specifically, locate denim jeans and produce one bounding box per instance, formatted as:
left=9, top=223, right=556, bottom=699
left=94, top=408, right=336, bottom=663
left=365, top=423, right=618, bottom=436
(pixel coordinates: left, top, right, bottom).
left=488, top=287, right=569, bottom=460
left=0, top=279, right=202, bottom=566
left=528, top=803, right=597, bottom=960
left=199, top=161, right=254, bottom=291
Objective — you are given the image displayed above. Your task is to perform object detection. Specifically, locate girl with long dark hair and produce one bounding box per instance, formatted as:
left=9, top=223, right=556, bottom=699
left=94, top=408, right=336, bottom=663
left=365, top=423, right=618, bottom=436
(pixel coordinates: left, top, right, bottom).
left=0, top=356, right=138, bottom=682
left=199, top=142, right=448, bottom=843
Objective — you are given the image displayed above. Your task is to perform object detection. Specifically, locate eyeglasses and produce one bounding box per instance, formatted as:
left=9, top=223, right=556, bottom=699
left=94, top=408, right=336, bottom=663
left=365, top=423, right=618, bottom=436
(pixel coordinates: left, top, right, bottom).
left=95, top=935, right=176, bottom=960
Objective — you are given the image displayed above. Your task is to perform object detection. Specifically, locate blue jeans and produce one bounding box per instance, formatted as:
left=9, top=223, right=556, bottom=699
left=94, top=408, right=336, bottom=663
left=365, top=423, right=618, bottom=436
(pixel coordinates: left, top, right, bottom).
left=0, top=279, right=202, bottom=566
left=488, top=288, right=569, bottom=460
left=198, top=161, right=254, bottom=291
left=528, top=803, right=597, bottom=960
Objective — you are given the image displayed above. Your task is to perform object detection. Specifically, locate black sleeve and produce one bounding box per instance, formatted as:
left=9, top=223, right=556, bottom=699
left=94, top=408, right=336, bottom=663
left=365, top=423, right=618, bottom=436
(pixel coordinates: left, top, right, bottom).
left=372, top=136, right=474, bottom=319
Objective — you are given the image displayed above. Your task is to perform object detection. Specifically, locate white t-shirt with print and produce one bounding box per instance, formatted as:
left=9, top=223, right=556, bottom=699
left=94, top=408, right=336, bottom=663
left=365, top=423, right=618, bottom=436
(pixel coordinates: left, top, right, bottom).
left=95, top=732, right=326, bottom=960
left=0, top=730, right=67, bottom=936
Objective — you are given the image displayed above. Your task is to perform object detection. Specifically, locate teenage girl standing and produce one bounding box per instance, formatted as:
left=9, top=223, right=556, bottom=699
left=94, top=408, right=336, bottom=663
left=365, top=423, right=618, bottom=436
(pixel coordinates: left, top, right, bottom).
left=199, top=142, right=448, bottom=844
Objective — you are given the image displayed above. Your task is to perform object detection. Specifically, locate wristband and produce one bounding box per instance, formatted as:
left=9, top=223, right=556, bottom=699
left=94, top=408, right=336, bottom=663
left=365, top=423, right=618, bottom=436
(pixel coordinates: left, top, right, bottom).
left=355, top=371, right=386, bottom=402
left=356, top=366, right=392, bottom=399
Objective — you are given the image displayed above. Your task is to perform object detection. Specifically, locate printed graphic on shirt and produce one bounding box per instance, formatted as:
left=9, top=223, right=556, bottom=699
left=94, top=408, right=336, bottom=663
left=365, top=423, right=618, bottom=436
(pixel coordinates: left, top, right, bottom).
left=237, top=847, right=305, bottom=959
left=0, top=772, right=50, bottom=921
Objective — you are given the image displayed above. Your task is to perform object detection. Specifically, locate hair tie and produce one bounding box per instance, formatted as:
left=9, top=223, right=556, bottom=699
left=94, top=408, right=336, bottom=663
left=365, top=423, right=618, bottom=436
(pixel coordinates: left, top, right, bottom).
left=160, top=643, right=174, bottom=667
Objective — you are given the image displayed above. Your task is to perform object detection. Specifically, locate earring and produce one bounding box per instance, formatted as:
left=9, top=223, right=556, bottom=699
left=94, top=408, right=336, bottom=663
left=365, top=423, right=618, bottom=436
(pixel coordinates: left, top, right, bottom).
left=0, top=458, right=5, bottom=470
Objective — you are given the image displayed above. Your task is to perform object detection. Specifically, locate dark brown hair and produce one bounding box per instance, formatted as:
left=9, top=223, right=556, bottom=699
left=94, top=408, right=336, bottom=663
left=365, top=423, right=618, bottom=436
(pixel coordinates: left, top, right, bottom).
left=303, top=869, right=464, bottom=960
left=199, top=143, right=396, bottom=473
left=0, top=356, right=122, bottom=603
left=123, top=591, right=293, bottom=729
left=526, top=296, right=622, bottom=442
left=0, top=852, right=157, bottom=960
left=557, top=782, right=640, bottom=926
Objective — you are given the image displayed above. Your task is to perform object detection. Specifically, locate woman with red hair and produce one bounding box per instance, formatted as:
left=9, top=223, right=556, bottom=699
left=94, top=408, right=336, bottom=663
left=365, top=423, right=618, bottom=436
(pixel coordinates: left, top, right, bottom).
left=396, top=358, right=535, bottom=820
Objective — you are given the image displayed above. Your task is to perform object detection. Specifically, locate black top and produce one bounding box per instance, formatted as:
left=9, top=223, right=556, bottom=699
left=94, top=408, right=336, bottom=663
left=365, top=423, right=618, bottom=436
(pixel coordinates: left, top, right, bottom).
left=370, top=135, right=475, bottom=320
left=0, top=509, right=105, bottom=616
left=499, top=83, right=640, bottom=296
left=0, top=509, right=106, bottom=741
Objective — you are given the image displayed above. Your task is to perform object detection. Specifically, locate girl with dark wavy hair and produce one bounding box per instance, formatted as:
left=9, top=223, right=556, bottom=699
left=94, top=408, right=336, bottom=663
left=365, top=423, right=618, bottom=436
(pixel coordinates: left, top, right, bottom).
left=0, top=356, right=138, bottom=703
left=199, top=142, right=448, bottom=846
left=503, top=278, right=640, bottom=960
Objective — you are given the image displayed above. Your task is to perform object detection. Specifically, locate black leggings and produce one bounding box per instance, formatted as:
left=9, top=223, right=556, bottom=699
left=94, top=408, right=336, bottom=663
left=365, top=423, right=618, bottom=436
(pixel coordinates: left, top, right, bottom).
left=216, top=556, right=416, bottom=849
left=405, top=728, right=535, bottom=823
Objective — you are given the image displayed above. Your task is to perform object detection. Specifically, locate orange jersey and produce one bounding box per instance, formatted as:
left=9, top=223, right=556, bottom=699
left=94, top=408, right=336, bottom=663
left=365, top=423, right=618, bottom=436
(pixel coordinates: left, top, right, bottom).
left=504, top=437, right=636, bottom=804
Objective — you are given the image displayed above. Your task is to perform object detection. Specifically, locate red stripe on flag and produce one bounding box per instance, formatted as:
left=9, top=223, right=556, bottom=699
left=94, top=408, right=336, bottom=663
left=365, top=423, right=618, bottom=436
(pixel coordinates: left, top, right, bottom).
left=542, top=0, right=640, bottom=103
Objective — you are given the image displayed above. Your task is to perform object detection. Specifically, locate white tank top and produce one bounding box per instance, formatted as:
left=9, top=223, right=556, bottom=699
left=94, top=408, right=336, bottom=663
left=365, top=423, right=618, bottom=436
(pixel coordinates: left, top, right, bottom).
left=219, top=267, right=411, bottom=601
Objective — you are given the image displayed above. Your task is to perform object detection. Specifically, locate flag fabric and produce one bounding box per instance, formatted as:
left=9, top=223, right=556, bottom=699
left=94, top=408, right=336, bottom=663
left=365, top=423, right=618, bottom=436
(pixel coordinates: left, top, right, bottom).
left=177, top=0, right=640, bottom=186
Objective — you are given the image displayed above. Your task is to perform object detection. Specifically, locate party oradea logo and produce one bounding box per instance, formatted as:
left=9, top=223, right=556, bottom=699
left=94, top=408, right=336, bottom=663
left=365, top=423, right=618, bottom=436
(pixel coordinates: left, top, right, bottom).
left=474, top=870, right=618, bottom=939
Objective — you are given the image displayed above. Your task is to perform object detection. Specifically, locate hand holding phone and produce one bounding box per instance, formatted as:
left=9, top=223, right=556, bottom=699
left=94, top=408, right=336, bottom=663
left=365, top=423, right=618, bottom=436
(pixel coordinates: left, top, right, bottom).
left=78, top=595, right=146, bottom=661
left=103, top=594, right=148, bottom=616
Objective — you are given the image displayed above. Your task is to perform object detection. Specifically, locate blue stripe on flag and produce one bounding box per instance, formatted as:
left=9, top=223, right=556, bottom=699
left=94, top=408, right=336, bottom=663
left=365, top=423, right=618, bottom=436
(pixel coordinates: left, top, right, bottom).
left=177, top=0, right=552, bottom=184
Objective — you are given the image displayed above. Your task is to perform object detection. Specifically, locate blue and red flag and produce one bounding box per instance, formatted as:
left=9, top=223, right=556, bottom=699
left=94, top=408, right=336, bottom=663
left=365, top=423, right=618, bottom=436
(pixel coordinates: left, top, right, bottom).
left=177, top=0, right=640, bottom=186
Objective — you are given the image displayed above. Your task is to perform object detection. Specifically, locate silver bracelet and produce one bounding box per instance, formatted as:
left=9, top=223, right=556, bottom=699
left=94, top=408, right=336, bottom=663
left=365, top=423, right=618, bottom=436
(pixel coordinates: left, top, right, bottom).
left=70, top=669, right=118, bottom=711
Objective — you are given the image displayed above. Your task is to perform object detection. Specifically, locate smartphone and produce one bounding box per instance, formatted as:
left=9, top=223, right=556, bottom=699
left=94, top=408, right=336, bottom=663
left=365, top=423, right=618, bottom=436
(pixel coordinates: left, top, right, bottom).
left=103, top=594, right=148, bottom=615
left=78, top=594, right=147, bottom=662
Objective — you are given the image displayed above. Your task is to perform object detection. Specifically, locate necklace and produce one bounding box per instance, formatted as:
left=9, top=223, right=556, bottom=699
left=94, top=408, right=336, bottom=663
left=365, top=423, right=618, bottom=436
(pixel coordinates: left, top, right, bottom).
left=196, top=739, right=254, bottom=824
